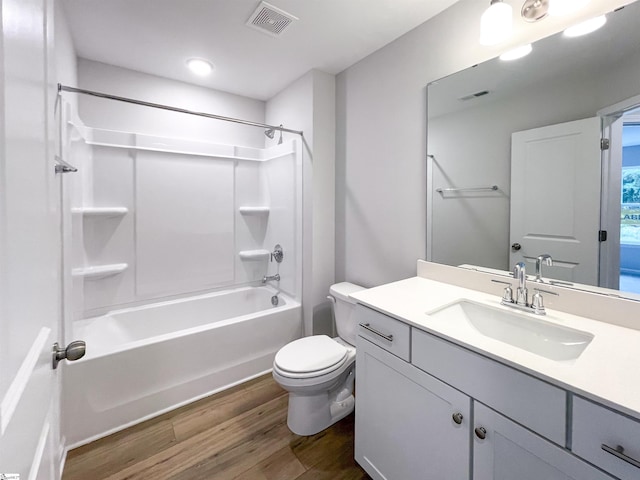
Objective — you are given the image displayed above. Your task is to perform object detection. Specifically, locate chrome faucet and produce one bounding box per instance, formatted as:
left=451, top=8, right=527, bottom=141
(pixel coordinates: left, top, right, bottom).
left=262, top=273, right=280, bottom=284
left=535, top=254, right=553, bottom=283
left=513, top=262, right=528, bottom=306
left=491, top=261, right=559, bottom=315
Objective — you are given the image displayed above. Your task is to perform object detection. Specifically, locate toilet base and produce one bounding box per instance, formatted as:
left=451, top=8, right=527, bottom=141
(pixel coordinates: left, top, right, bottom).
left=285, top=367, right=355, bottom=436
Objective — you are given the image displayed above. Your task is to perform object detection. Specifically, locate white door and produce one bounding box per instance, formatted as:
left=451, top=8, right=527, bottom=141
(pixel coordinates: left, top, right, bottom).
left=0, top=0, right=62, bottom=478
left=510, top=117, right=602, bottom=285
left=473, top=403, right=613, bottom=480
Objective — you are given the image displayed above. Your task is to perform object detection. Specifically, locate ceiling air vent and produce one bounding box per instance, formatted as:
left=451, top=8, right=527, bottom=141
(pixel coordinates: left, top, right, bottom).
left=246, top=1, right=298, bottom=38
left=459, top=90, right=490, bottom=101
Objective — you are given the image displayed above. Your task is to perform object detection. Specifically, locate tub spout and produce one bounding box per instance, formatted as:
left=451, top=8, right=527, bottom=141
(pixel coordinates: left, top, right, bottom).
left=262, top=274, right=280, bottom=284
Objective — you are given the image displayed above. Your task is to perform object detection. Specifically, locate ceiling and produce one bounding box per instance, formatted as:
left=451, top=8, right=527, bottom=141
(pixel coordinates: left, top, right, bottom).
left=61, top=0, right=459, bottom=101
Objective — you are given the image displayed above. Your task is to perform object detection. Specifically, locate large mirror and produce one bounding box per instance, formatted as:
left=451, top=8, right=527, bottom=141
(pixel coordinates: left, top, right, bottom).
left=427, top=0, right=640, bottom=297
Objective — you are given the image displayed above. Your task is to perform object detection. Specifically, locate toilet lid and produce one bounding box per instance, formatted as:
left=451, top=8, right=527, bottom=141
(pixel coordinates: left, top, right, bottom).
left=274, top=335, right=348, bottom=374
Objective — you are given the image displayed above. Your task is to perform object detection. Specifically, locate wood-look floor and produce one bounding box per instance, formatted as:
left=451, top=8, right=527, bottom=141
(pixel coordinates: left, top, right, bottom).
left=63, top=374, right=370, bottom=480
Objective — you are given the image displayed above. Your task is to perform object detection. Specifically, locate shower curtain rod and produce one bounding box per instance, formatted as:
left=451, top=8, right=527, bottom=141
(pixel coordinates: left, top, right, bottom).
left=57, top=84, right=304, bottom=136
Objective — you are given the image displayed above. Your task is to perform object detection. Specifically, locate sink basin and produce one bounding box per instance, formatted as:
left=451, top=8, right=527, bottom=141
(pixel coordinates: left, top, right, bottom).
left=427, top=300, right=593, bottom=361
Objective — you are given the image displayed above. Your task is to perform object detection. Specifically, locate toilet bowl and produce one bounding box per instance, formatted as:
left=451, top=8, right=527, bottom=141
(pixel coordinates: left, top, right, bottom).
left=272, top=282, right=365, bottom=436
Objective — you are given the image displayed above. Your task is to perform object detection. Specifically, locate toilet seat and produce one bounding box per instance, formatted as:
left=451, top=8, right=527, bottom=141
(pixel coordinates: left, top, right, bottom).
left=274, top=335, right=348, bottom=379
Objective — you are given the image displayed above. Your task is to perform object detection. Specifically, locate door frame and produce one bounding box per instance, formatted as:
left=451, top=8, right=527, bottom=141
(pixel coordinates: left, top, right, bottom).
left=598, top=94, right=640, bottom=290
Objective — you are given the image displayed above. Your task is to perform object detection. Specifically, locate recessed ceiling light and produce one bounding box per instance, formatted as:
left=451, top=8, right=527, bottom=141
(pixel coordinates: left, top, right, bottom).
left=500, top=44, right=533, bottom=61
left=186, top=58, right=213, bottom=76
left=563, top=15, right=606, bottom=37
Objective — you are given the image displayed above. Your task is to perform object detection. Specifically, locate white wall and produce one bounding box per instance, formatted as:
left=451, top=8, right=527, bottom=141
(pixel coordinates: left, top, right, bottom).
left=429, top=47, right=640, bottom=271
left=266, top=70, right=336, bottom=335
left=55, top=1, right=77, bottom=107
left=76, top=58, right=266, bottom=148
left=335, top=0, right=634, bottom=288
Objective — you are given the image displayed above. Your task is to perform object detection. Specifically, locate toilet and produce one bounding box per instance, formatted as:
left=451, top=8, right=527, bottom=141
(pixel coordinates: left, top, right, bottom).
left=272, top=282, right=365, bottom=436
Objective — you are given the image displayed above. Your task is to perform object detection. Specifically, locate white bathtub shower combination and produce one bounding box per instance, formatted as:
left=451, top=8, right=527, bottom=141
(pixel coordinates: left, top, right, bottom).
left=63, top=286, right=302, bottom=447
left=61, top=118, right=304, bottom=447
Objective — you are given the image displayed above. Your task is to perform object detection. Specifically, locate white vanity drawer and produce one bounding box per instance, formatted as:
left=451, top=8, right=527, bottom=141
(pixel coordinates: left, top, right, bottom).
left=412, top=328, right=567, bottom=445
left=572, top=397, right=640, bottom=480
left=354, top=305, right=410, bottom=361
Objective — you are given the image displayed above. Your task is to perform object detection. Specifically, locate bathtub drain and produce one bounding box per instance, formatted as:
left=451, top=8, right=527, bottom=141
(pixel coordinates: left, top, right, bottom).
left=271, top=295, right=279, bottom=306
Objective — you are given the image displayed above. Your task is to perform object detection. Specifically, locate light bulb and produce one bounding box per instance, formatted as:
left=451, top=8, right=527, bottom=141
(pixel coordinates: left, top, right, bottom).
left=563, top=15, right=607, bottom=37
left=480, top=1, right=513, bottom=46
left=500, top=44, right=533, bottom=61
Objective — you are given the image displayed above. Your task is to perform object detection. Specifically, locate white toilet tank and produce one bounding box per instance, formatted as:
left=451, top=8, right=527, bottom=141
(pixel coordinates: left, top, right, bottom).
left=330, top=282, right=366, bottom=346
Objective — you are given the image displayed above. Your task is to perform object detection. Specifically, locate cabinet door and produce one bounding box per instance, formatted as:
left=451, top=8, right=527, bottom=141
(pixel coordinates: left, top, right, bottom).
left=355, top=337, right=471, bottom=480
left=473, top=403, right=614, bottom=480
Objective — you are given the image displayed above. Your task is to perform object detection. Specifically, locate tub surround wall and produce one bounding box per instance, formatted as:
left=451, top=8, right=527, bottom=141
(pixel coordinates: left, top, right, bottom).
left=67, top=124, right=299, bottom=318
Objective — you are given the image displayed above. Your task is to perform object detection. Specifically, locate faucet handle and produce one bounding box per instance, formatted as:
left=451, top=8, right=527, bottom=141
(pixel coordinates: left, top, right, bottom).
left=531, top=288, right=559, bottom=315
left=491, top=279, right=513, bottom=303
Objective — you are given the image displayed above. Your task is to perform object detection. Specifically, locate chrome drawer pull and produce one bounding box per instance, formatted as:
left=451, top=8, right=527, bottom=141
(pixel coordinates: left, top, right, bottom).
left=359, top=323, right=393, bottom=342
left=601, top=444, right=640, bottom=469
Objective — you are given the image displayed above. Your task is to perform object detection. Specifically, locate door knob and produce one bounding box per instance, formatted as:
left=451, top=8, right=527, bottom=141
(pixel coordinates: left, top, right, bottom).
left=452, top=412, right=464, bottom=425
left=52, top=340, right=86, bottom=369
left=511, top=243, right=522, bottom=251
left=475, top=426, right=487, bottom=440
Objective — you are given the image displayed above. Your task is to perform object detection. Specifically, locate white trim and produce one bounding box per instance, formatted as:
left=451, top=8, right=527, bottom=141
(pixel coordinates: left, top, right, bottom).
left=597, top=94, right=640, bottom=117
left=27, top=420, right=50, bottom=480
left=0, top=327, right=51, bottom=434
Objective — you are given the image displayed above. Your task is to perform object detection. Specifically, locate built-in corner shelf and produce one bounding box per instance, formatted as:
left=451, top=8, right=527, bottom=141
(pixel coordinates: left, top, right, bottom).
left=238, top=250, right=270, bottom=261
left=72, top=263, right=128, bottom=280
left=71, top=207, right=129, bottom=217
left=239, top=206, right=270, bottom=216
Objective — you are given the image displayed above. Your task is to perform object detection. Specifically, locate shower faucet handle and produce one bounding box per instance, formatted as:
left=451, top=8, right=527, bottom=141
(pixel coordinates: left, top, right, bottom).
left=271, top=244, right=284, bottom=263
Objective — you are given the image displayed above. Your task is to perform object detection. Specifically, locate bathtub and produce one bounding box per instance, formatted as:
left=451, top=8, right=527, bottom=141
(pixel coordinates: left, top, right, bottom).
left=62, top=286, right=302, bottom=448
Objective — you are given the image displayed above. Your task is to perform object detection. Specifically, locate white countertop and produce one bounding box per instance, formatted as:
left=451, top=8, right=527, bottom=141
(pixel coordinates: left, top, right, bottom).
left=351, top=276, right=640, bottom=421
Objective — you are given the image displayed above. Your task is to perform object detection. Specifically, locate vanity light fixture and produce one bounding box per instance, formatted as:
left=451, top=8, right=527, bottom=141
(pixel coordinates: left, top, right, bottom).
left=186, top=58, right=214, bottom=76
left=500, top=43, right=533, bottom=60
left=480, top=0, right=513, bottom=46
left=481, top=0, right=593, bottom=46
left=521, top=0, right=550, bottom=22
left=563, top=14, right=606, bottom=37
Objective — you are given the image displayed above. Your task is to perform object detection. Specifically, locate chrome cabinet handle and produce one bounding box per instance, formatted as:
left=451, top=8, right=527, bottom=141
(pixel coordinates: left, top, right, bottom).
left=359, top=323, right=393, bottom=342
left=601, top=444, right=640, bottom=469
left=475, top=427, right=487, bottom=440
left=452, top=412, right=464, bottom=425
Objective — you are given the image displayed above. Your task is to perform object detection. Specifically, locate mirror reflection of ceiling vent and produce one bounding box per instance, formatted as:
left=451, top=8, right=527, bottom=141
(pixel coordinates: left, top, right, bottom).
left=459, top=90, right=490, bottom=101
left=246, top=2, right=298, bottom=37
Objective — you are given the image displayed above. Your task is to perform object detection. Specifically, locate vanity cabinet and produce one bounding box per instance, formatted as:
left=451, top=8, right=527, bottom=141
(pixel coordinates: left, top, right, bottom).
left=354, top=304, right=618, bottom=480
left=572, top=396, right=640, bottom=480
left=355, top=318, right=470, bottom=480
left=473, top=403, right=612, bottom=480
